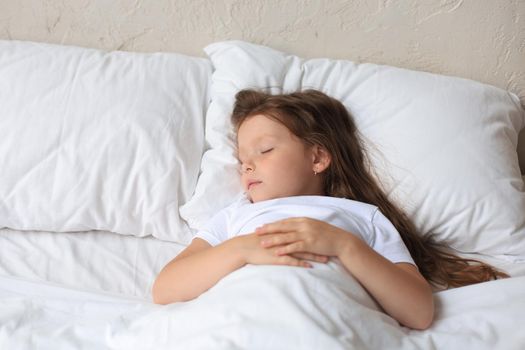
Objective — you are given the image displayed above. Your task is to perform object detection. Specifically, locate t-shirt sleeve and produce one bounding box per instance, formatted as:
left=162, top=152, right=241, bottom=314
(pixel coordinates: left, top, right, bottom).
left=369, top=208, right=416, bottom=266
left=192, top=206, right=230, bottom=247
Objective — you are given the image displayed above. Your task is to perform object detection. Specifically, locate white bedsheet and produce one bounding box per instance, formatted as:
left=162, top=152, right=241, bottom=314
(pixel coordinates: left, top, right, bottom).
left=2, top=228, right=525, bottom=300
left=1, top=259, right=524, bottom=350
left=0, top=228, right=185, bottom=298
left=4, top=229, right=525, bottom=301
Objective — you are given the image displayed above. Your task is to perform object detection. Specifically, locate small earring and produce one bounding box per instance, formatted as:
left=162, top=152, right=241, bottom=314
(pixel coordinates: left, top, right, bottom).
left=314, top=170, right=318, bottom=176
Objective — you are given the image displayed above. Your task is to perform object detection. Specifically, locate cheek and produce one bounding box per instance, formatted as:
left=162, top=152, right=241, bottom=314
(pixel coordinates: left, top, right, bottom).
left=272, top=153, right=310, bottom=178
left=288, top=151, right=312, bottom=173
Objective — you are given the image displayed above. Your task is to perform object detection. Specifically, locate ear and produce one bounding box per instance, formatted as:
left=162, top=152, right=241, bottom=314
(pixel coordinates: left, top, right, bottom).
left=311, top=145, right=331, bottom=174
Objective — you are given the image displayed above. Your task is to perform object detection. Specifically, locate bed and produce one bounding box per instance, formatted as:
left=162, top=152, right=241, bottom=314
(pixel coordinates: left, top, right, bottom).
left=1, top=232, right=525, bottom=349
left=1, top=37, right=524, bottom=349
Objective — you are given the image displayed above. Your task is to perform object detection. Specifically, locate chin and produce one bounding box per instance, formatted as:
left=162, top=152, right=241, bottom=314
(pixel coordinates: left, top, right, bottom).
left=248, top=195, right=265, bottom=203
left=249, top=192, right=282, bottom=203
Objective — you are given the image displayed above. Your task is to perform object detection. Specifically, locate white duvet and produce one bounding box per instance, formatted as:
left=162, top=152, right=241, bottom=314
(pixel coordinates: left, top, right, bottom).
left=1, top=259, right=524, bottom=350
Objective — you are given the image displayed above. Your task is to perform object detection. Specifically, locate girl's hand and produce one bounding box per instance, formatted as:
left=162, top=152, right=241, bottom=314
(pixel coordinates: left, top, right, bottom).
left=255, top=217, right=350, bottom=258
left=233, top=232, right=329, bottom=268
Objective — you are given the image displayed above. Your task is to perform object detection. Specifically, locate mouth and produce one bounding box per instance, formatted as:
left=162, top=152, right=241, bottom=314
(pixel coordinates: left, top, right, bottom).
left=247, top=181, right=262, bottom=190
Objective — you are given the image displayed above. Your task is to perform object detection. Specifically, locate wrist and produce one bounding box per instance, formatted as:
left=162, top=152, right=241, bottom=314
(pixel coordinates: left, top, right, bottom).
left=336, top=231, right=360, bottom=258
left=223, top=235, right=248, bottom=266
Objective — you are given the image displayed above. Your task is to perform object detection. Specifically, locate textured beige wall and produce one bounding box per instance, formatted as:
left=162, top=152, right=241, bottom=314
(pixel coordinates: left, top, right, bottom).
left=1, top=0, right=524, bottom=172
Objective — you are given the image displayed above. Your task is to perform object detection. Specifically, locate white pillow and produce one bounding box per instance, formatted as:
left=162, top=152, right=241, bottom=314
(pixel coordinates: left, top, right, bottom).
left=180, top=40, right=525, bottom=259
left=178, top=42, right=293, bottom=230
left=0, top=40, right=211, bottom=244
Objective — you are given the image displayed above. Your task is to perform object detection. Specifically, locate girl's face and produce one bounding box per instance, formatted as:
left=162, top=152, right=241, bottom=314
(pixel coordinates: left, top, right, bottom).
left=237, top=114, right=325, bottom=203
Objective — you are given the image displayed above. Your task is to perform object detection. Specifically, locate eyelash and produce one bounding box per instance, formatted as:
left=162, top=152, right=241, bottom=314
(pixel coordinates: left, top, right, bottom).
left=237, top=148, right=273, bottom=166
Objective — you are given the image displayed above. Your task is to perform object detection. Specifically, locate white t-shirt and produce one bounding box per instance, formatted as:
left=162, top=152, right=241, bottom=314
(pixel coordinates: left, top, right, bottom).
left=193, top=195, right=415, bottom=266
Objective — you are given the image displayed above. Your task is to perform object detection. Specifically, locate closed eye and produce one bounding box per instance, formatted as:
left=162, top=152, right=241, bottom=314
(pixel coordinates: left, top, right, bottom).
left=261, top=148, right=273, bottom=154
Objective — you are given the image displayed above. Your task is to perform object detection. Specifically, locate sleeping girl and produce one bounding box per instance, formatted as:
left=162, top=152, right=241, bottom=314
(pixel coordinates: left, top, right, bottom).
left=152, top=89, right=507, bottom=330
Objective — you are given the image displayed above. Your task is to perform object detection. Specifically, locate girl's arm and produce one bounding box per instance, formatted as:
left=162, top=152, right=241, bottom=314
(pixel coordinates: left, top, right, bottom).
left=338, top=234, right=434, bottom=330
left=152, top=237, right=245, bottom=304
left=256, top=217, right=434, bottom=330
left=152, top=235, right=328, bottom=304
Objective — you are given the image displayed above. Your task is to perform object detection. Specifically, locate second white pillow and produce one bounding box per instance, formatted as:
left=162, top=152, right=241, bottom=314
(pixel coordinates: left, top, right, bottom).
left=181, top=40, right=525, bottom=259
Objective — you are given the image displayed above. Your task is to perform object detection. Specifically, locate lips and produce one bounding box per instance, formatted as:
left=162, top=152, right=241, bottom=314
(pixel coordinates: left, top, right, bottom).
left=247, top=180, right=262, bottom=190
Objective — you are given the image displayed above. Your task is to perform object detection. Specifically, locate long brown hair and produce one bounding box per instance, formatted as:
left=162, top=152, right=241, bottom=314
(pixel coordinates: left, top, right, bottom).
left=231, top=89, right=508, bottom=289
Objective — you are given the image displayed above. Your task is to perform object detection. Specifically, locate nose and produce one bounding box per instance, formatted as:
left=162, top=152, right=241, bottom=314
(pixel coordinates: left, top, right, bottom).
left=241, top=162, right=254, bottom=173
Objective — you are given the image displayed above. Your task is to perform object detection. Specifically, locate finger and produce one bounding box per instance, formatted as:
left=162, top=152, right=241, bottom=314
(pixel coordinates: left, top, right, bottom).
left=290, top=252, right=330, bottom=263
left=275, top=255, right=312, bottom=268
left=274, top=241, right=306, bottom=256
left=255, top=218, right=303, bottom=235
left=260, top=233, right=298, bottom=248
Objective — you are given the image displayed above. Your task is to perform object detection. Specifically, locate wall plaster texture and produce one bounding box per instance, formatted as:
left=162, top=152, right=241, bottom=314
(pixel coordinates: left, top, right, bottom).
left=0, top=0, right=524, bottom=171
